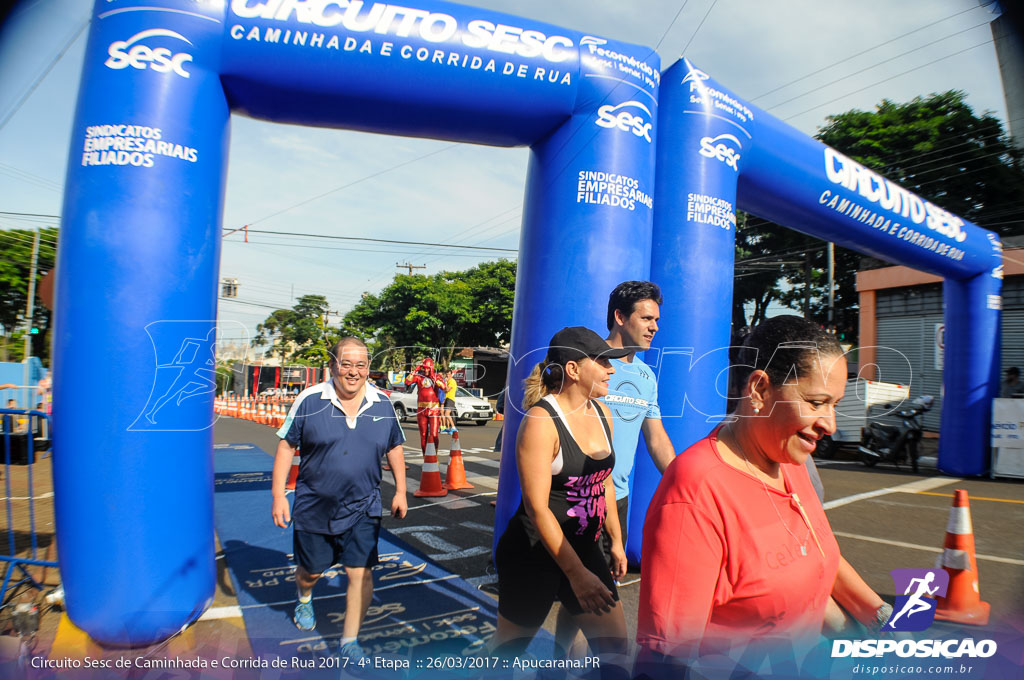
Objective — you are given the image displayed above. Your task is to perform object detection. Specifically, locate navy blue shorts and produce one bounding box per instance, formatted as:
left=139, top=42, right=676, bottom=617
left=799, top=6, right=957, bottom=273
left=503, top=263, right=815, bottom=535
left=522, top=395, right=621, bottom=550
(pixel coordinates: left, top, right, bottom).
left=293, top=514, right=380, bottom=574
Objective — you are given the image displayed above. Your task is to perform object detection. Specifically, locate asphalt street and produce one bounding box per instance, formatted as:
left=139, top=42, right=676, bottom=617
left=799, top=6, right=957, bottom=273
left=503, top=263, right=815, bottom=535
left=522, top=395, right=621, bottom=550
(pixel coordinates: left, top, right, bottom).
left=214, top=415, right=1024, bottom=650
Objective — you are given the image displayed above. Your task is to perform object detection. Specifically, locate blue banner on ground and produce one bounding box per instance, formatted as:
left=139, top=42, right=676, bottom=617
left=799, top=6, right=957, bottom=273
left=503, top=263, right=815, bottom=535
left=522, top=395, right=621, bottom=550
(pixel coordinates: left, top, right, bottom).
left=213, top=443, right=551, bottom=677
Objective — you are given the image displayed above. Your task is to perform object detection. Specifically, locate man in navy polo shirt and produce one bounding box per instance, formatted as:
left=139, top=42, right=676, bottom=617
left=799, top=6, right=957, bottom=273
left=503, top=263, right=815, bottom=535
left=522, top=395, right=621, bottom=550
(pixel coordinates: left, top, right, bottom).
left=271, top=336, right=407, bottom=661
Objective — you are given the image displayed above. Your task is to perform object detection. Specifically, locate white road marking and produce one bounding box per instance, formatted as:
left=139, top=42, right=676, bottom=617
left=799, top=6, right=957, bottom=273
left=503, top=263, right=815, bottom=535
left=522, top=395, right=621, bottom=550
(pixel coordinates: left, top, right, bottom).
left=823, top=476, right=961, bottom=510
left=832, top=531, right=1024, bottom=566
left=245, top=574, right=460, bottom=610
left=465, top=476, right=498, bottom=490
left=0, top=491, right=53, bottom=501
left=463, top=456, right=501, bottom=469
left=199, top=605, right=243, bottom=620
left=459, top=521, right=495, bottom=533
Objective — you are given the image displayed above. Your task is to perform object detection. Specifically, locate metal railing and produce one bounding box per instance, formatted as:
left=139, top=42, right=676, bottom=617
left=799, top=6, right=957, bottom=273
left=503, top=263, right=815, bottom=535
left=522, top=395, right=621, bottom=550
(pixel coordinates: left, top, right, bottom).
left=0, top=408, right=57, bottom=608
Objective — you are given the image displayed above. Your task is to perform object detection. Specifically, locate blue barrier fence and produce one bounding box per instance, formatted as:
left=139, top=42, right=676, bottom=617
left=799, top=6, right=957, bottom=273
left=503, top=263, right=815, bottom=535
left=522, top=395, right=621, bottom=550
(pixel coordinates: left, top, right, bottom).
left=0, top=409, right=56, bottom=609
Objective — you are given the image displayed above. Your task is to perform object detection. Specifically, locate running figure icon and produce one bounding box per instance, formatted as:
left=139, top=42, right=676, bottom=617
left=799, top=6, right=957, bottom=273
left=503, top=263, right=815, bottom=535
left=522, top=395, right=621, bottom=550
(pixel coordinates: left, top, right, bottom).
left=143, top=328, right=218, bottom=425
left=886, top=571, right=940, bottom=629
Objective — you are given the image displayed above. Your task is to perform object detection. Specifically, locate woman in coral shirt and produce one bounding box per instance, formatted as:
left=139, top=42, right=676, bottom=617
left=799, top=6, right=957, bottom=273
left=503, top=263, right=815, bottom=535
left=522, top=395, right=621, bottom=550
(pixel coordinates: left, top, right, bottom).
left=636, top=316, right=890, bottom=677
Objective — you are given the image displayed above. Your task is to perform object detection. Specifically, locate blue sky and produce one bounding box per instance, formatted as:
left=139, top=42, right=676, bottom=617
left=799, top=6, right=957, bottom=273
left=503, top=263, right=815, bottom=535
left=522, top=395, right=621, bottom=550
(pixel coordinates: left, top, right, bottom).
left=0, top=0, right=1009, bottom=348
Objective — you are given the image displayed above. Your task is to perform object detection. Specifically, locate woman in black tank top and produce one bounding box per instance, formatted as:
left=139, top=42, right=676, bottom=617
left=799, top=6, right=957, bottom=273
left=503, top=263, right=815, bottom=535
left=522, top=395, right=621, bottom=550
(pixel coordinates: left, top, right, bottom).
left=492, top=327, right=631, bottom=663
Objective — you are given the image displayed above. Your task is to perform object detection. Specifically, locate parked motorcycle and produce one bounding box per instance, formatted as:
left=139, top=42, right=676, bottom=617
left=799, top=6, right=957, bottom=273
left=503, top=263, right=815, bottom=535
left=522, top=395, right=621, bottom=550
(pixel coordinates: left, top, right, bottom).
left=858, top=395, right=934, bottom=473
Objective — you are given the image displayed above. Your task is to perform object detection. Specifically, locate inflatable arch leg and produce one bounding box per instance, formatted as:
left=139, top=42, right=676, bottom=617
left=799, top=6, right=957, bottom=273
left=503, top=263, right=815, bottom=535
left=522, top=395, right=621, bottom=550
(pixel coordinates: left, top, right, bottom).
left=494, top=65, right=658, bottom=554
left=625, top=58, right=739, bottom=563
left=939, top=271, right=1002, bottom=476
left=53, top=3, right=227, bottom=645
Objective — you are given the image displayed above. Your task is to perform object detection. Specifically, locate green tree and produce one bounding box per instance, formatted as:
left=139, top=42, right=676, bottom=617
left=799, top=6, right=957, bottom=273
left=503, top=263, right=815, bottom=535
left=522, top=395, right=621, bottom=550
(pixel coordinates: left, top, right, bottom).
left=732, top=212, right=809, bottom=329
left=459, top=259, right=517, bottom=346
left=342, top=259, right=516, bottom=368
left=817, top=91, right=1024, bottom=234
left=254, top=308, right=296, bottom=359
left=254, top=294, right=334, bottom=364
left=0, top=228, right=57, bottom=364
left=733, top=91, right=1024, bottom=336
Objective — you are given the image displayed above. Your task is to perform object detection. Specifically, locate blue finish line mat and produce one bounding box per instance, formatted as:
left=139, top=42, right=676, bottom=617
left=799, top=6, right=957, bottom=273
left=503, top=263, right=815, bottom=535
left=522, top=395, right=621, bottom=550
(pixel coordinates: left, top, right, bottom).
left=213, top=443, right=549, bottom=677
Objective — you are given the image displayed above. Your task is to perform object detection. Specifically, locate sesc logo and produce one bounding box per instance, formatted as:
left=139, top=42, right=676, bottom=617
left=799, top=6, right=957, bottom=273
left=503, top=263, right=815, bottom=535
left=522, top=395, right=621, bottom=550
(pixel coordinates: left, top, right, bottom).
left=105, top=29, right=194, bottom=78
left=595, top=101, right=653, bottom=143
left=698, top=133, right=741, bottom=171
left=885, top=568, right=949, bottom=632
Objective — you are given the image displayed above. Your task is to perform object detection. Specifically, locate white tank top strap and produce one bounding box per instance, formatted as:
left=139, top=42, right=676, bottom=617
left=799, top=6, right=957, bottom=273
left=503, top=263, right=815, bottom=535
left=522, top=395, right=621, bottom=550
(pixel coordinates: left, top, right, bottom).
left=541, top=395, right=611, bottom=472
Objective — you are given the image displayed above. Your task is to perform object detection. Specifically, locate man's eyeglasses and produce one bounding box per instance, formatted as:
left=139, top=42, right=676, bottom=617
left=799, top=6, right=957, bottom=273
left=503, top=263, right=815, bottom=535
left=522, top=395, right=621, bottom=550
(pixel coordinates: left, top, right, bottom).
left=337, top=362, right=368, bottom=371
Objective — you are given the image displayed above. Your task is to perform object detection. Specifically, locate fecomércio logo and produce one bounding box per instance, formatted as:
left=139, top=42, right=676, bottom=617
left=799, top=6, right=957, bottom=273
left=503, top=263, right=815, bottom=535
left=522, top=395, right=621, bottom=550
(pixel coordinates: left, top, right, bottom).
left=682, top=67, right=710, bottom=85
left=884, top=568, right=949, bottom=632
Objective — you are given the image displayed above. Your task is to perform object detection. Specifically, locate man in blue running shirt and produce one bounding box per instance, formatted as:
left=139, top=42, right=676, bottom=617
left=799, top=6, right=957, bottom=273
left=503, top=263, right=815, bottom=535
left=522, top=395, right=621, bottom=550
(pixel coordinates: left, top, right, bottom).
left=599, top=281, right=677, bottom=558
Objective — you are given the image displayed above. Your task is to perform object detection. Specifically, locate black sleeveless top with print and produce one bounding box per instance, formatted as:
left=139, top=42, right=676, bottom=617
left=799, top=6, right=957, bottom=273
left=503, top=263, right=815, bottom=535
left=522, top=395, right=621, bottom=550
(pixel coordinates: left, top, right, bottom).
left=513, top=395, right=615, bottom=546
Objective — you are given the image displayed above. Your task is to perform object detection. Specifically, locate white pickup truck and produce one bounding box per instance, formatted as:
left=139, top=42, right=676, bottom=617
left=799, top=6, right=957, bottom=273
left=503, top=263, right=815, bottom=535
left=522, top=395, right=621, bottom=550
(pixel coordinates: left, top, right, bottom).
left=386, top=383, right=494, bottom=426
left=817, top=378, right=910, bottom=457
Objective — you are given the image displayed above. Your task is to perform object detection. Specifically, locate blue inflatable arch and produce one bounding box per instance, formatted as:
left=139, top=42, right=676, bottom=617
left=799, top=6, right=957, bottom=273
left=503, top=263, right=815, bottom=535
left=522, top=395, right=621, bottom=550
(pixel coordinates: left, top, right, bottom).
left=57, top=0, right=657, bottom=645
left=617, top=60, right=1001, bottom=563
left=55, top=0, right=997, bottom=644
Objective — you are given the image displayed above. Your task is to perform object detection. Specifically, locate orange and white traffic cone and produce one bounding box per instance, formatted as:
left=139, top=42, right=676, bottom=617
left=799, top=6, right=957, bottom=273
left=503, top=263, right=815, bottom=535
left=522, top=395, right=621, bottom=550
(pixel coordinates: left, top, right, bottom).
left=414, top=442, right=448, bottom=497
left=934, top=489, right=990, bottom=625
left=285, top=450, right=301, bottom=490
left=444, top=430, right=474, bottom=490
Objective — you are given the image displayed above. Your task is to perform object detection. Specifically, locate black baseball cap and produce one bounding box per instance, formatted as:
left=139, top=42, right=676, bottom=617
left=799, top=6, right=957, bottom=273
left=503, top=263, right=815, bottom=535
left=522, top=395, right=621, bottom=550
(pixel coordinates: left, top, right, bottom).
left=546, top=326, right=632, bottom=365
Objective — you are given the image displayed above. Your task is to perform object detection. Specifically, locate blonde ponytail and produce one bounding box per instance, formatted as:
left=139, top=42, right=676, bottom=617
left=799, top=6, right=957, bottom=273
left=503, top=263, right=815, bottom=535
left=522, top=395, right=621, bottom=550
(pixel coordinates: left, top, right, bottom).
left=522, top=360, right=565, bottom=410
left=521, top=362, right=546, bottom=410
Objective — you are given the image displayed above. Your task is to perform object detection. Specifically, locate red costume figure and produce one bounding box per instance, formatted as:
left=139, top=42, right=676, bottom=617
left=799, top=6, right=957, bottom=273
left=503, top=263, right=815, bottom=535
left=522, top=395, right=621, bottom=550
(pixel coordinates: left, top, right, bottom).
left=406, top=357, right=441, bottom=452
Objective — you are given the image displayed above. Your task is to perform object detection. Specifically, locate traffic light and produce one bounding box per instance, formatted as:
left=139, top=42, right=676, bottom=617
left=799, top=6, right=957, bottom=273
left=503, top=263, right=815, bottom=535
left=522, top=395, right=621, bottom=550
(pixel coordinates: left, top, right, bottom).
left=30, top=328, right=39, bottom=335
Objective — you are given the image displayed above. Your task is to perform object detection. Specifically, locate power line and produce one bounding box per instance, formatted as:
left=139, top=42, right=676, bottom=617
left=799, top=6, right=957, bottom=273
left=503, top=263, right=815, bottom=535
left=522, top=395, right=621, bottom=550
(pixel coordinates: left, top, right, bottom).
left=239, top=144, right=458, bottom=227
left=750, top=4, right=986, bottom=102
left=782, top=38, right=993, bottom=123
left=230, top=239, right=513, bottom=258
left=0, top=162, right=63, bottom=193
left=654, top=0, right=691, bottom=51
left=0, top=19, right=89, bottom=133
left=0, top=211, right=60, bottom=219
left=218, top=297, right=288, bottom=311
left=225, top=227, right=517, bottom=252
left=765, top=20, right=992, bottom=114
left=680, top=0, right=718, bottom=54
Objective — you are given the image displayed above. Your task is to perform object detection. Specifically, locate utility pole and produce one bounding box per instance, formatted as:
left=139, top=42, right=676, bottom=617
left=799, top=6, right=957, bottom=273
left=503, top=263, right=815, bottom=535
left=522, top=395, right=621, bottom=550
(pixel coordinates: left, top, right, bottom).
left=23, top=230, right=39, bottom=394
left=322, top=308, right=340, bottom=366
left=827, top=242, right=835, bottom=333
left=803, top=250, right=811, bottom=316
left=396, top=262, right=425, bottom=276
